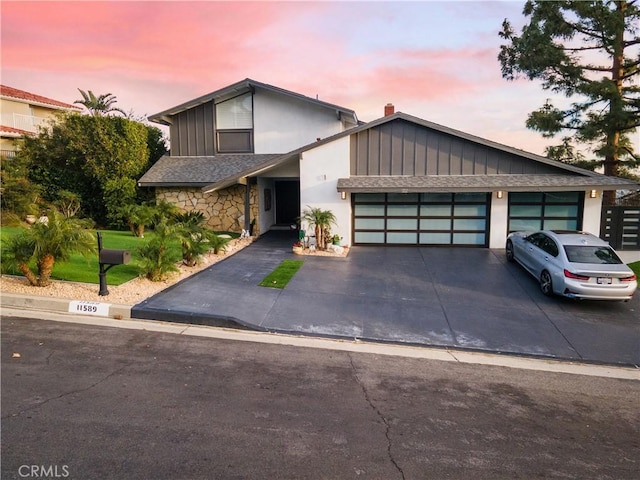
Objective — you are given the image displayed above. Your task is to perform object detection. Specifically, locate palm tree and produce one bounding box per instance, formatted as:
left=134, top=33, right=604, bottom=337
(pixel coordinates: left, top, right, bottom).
left=121, top=203, right=155, bottom=237
left=75, top=89, right=126, bottom=116
left=301, top=206, right=337, bottom=250
left=2, top=210, right=96, bottom=286
left=174, top=211, right=210, bottom=267
left=152, top=200, right=179, bottom=227
left=136, top=221, right=179, bottom=281
left=2, top=233, right=38, bottom=286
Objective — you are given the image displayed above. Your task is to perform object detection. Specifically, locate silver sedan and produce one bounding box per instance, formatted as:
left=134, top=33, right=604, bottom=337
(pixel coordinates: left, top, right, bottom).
left=506, top=230, right=637, bottom=301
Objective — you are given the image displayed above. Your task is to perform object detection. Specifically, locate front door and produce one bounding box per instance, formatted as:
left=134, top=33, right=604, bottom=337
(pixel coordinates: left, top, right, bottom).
left=275, top=180, right=300, bottom=226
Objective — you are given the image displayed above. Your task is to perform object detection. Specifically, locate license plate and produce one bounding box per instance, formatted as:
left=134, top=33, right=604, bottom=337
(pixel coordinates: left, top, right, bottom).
left=597, top=277, right=612, bottom=285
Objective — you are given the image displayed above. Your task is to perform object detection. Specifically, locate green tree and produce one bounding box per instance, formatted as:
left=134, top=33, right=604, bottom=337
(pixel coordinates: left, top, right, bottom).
left=0, top=154, right=41, bottom=217
left=23, top=112, right=151, bottom=225
left=103, top=177, right=137, bottom=228
left=75, top=89, right=126, bottom=116
left=54, top=190, right=82, bottom=218
left=120, top=203, right=155, bottom=237
left=1, top=210, right=96, bottom=286
left=499, top=0, right=640, bottom=201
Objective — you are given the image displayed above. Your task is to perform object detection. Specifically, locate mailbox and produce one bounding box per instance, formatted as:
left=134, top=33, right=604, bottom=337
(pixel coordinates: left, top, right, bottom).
left=99, top=248, right=131, bottom=265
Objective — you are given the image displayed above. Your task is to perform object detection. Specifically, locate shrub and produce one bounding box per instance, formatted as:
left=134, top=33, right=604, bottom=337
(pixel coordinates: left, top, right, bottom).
left=136, top=222, right=179, bottom=281
left=1, top=209, right=96, bottom=286
left=208, top=233, right=231, bottom=255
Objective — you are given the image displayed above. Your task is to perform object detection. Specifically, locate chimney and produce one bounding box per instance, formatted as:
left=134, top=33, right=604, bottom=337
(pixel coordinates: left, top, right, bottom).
left=384, top=103, right=395, bottom=116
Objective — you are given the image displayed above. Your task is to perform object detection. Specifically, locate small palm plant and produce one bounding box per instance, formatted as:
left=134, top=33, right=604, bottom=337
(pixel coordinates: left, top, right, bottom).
left=1, top=210, right=96, bottom=286
left=121, top=203, right=155, bottom=237
left=208, top=233, right=230, bottom=255
left=136, top=221, right=179, bottom=281
left=301, top=206, right=337, bottom=250
left=174, top=211, right=210, bottom=267
left=174, top=211, right=231, bottom=265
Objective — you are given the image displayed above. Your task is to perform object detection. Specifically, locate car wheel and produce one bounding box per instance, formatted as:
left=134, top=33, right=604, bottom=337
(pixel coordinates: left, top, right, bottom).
left=506, top=240, right=515, bottom=262
left=540, top=270, right=553, bottom=296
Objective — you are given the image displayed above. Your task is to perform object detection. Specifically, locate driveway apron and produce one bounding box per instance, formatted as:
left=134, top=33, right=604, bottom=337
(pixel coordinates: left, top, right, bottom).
left=132, top=231, right=640, bottom=366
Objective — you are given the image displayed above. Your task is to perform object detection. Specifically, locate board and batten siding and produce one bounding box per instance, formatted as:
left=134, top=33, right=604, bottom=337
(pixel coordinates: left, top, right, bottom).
left=350, top=119, right=562, bottom=177
left=170, top=101, right=216, bottom=156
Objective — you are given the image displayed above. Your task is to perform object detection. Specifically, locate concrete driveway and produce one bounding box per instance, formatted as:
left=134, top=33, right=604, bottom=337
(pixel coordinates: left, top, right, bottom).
left=132, top=231, right=640, bottom=366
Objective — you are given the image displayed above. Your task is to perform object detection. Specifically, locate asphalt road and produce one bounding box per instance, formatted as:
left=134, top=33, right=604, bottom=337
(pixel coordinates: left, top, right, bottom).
left=2, top=316, right=639, bottom=480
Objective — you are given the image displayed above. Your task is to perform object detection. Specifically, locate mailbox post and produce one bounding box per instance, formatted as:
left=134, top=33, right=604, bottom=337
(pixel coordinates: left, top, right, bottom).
left=97, top=232, right=130, bottom=296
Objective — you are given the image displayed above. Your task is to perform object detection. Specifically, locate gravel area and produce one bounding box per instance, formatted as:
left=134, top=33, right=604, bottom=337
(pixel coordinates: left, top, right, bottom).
left=0, top=238, right=349, bottom=306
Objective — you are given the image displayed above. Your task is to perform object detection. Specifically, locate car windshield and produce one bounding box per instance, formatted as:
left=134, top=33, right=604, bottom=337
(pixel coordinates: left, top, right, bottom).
left=563, top=245, right=623, bottom=264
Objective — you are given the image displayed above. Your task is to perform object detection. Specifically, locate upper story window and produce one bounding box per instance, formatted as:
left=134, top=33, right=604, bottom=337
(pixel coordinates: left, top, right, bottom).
left=216, top=93, right=253, bottom=153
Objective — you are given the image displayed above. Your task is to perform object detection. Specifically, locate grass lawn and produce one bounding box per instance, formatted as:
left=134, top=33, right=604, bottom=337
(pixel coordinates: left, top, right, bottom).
left=259, top=259, right=304, bottom=289
left=1, top=228, right=170, bottom=285
left=1, top=227, right=240, bottom=285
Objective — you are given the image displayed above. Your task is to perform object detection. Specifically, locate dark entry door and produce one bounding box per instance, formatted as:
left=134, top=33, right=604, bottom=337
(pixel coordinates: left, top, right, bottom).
left=275, top=180, right=300, bottom=225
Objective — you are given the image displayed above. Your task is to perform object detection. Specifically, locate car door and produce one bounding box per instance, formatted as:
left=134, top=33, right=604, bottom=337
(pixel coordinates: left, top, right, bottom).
left=518, top=233, right=544, bottom=273
left=529, top=234, right=561, bottom=278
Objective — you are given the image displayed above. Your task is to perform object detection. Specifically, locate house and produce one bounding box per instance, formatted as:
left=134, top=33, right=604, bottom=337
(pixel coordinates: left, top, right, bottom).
left=139, top=78, right=638, bottom=248
left=0, top=85, right=80, bottom=157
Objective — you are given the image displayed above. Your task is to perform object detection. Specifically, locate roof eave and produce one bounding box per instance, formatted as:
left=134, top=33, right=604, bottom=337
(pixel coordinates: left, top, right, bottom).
left=201, top=153, right=299, bottom=193
left=148, top=78, right=357, bottom=126
left=137, top=182, right=210, bottom=188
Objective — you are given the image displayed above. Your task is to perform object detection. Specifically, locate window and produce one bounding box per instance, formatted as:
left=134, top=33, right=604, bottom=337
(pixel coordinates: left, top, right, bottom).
left=526, top=233, right=559, bottom=257
left=216, top=93, right=253, bottom=153
left=564, top=246, right=622, bottom=264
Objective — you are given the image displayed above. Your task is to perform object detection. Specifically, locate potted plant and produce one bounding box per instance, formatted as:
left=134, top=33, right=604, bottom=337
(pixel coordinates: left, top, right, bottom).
left=332, top=234, right=341, bottom=246
left=292, top=241, right=304, bottom=254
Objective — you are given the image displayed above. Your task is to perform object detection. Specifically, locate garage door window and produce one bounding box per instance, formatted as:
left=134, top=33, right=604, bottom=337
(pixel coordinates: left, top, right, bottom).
left=508, top=192, right=583, bottom=232
left=353, top=192, right=490, bottom=246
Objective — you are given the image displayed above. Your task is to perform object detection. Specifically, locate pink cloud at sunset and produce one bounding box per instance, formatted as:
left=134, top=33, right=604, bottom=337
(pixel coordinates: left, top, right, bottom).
left=1, top=0, right=610, bottom=156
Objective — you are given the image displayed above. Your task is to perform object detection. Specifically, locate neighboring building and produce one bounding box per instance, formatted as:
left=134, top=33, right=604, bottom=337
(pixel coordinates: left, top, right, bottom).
left=139, top=78, right=638, bottom=248
left=0, top=85, right=80, bottom=157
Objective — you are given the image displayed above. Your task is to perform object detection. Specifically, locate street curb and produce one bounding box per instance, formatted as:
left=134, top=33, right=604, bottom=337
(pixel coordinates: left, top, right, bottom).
left=2, top=305, right=639, bottom=380
left=0, top=293, right=131, bottom=320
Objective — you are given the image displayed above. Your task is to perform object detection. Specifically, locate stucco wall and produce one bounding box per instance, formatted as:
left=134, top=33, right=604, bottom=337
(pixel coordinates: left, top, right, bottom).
left=489, top=194, right=508, bottom=249
left=253, top=89, right=346, bottom=154
left=299, top=137, right=351, bottom=244
left=156, top=184, right=259, bottom=234
left=582, top=192, right=603, bottom=236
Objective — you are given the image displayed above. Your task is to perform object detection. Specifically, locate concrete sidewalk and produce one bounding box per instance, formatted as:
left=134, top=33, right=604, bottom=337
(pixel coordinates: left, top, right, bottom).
left=130, top=231, right=640, bottom=367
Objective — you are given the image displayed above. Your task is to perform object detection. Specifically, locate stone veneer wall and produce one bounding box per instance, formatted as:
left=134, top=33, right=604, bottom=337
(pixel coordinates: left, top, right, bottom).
left=156, top=184, right=259, bottom=234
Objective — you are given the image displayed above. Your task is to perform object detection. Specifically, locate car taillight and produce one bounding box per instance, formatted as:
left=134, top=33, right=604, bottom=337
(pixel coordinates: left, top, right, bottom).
left=564, top=269, right=590, bottom=281
left=620, top=274, right=637, bottom=283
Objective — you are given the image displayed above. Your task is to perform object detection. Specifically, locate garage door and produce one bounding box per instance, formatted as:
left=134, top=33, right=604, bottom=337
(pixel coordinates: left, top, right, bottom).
left=508, top=192, right=583, bottom=232
left=353, top=192, right=490, bottom=246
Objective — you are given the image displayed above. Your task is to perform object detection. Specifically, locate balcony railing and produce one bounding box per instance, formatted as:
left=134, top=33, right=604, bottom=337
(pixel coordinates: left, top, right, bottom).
left=1, top=113, right=48, bottom=133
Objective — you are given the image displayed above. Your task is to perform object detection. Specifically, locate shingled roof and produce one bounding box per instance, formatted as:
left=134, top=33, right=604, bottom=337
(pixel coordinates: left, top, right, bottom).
left=138, top=111, right=639, bottom=194
left=138, top=154, right=283, bottom=190
left=337, top=174, right=639, bottom=193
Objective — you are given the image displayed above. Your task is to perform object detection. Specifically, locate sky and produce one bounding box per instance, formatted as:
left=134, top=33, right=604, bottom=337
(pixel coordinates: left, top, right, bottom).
left=0, top=0, right=609, bottom=156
